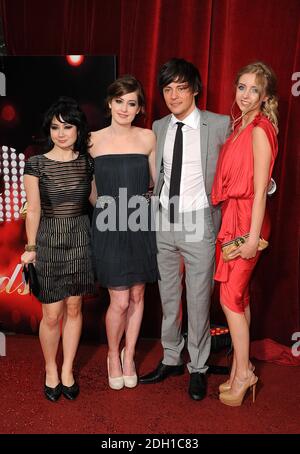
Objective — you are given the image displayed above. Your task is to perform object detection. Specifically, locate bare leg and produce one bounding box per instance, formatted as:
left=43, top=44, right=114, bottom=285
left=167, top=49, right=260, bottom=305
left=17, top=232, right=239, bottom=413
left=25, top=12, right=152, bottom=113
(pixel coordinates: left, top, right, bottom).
left=123, top=284, right=145, bottom=375
left=39, top=301, right=64, bottom=387
left=106, top=288, right=130, bottom=377
left=222, top=303, right=252, bottom=393
left=228, top=304, right=252, bottom=384
left=61, top=296, right=82, bottom=386
left=244, top=304, right=254, bottom=369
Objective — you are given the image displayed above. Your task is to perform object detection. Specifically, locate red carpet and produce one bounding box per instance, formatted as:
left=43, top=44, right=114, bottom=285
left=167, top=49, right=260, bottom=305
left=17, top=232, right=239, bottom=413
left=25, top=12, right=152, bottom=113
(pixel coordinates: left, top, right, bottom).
left=0, top=335, right=299, bottom=434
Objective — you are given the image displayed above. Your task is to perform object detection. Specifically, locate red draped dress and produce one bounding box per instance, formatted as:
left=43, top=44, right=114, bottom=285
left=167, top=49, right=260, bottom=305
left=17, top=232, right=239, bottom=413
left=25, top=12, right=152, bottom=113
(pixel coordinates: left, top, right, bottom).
left=211, top=113, right=278, bottom=313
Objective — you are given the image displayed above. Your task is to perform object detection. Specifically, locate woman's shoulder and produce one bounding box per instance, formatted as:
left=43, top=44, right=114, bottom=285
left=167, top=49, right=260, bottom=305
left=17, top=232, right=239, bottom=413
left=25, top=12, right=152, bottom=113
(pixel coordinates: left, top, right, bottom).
left=26, top=153, right=44, bottom=162
left=252, top=114, right=278, bottom=155
left=25, top=153, right=46, bottom=169
left=90, top=127, right=109, bottom=140
left=89, top=128, right=110, bottom=156
left=90, top=126, right=108, bottom=134
left=253, top=113, right=276, bottom=134
left=135, top=126, right=154, bottom=135
left=252, top=113, right=277, bottom=143
left=135, top=128, right=156, bottom=152
left=24, top=153, right=45, bottom=177
left=135, top=127, right=156, bottom=142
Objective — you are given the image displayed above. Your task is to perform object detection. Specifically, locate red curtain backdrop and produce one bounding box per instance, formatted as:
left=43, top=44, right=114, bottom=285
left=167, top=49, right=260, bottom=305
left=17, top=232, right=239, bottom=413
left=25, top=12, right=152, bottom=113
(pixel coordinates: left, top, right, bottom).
left=0, top=0, right=299, bottom=345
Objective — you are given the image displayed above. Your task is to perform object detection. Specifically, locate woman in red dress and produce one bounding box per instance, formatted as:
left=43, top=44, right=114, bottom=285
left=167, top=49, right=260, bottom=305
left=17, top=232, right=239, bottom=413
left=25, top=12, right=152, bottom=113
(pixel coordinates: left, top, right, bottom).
left=211, top=62, right=278, bottom=406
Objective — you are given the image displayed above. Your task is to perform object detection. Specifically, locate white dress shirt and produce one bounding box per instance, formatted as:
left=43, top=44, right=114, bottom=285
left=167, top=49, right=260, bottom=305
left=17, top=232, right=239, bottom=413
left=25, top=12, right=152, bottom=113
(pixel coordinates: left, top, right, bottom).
left=160, top=108, right=209, bottom=212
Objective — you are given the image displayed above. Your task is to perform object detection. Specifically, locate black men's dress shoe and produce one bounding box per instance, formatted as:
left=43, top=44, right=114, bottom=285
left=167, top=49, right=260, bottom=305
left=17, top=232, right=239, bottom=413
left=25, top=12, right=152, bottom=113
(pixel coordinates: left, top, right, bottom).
left=44, top=382, right=62, bottom=402
left=188, top=373, right=207, bottom=401
left=139, top=361, right=185, bottom=384
left=62, top=381, right=80, bottom=400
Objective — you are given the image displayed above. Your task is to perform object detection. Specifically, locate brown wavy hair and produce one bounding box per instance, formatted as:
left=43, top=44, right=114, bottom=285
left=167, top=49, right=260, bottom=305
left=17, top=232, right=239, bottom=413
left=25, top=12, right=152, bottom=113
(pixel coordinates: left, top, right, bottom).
left=104, top=74, right=146, bottom=117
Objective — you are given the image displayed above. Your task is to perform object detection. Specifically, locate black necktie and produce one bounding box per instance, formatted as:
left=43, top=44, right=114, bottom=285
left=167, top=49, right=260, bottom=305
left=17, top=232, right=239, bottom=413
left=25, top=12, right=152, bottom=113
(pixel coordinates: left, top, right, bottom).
left=169, top=121, right=184, bottom=223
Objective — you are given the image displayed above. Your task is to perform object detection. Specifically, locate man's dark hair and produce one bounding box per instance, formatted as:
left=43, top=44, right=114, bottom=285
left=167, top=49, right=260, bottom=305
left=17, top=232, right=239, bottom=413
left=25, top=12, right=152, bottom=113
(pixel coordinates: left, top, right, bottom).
left=158, top=58, right=202, bottom=100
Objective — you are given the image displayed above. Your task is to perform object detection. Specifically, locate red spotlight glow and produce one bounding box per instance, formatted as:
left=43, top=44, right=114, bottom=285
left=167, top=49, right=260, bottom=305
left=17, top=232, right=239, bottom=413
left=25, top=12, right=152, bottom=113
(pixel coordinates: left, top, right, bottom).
left=1, top=104, right=16, bottom=122
left=66, top=55, right=85, bottom=66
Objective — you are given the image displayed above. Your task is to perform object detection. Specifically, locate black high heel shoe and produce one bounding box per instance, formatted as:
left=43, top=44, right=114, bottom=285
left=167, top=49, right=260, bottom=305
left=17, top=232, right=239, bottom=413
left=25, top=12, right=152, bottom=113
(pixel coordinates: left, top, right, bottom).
left=44, top=382, right=62, bottom=402
left=62, top=382, right=80, bottom=400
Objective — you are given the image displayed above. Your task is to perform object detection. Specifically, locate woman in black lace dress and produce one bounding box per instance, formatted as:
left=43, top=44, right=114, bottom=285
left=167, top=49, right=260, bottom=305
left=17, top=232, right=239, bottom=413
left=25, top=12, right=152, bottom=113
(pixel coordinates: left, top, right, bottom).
left=90, top=76, right=159, bottom=390
left=21, top=97, right=95, bottom=402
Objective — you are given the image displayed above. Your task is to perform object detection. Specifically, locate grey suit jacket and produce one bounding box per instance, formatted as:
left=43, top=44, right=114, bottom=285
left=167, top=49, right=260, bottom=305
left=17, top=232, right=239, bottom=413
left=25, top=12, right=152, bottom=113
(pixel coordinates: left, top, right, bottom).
left=153, top=108, right=231, bottom=235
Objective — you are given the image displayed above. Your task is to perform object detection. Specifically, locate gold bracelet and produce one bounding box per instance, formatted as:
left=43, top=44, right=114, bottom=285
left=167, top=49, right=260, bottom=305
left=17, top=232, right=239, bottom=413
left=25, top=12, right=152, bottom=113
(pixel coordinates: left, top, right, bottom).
left=25, top=244, right=37, bottom=252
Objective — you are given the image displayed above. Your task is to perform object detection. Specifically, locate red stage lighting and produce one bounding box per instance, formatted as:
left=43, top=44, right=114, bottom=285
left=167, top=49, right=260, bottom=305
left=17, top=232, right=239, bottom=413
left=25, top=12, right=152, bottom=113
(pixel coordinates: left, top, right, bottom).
left=66, top=55, right=85, bottom=66
left=1, top=104, right=16, bottom=122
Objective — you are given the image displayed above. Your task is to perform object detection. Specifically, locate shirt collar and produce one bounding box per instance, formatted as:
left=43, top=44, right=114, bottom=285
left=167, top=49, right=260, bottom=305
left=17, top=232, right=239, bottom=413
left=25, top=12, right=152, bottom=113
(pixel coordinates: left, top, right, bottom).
left=170, top=107, right=200, bottom=130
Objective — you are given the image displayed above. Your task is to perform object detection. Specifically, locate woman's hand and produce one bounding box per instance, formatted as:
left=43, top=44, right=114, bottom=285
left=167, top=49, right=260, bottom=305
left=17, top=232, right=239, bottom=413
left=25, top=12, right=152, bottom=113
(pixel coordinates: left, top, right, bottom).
left=21, top=251, right=36, bottom=265
left=228, top=240, right=258, bottom=260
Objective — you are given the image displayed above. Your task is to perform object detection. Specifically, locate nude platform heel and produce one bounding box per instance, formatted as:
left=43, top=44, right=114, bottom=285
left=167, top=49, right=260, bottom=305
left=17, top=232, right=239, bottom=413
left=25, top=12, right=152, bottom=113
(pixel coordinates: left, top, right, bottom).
left=121, top=348, right=138, bottom=388
left=219, top=365, right=255, bottom=393
left=219, top=373, right=258, bottom=407
left=107, top=356, right=124, bottom=390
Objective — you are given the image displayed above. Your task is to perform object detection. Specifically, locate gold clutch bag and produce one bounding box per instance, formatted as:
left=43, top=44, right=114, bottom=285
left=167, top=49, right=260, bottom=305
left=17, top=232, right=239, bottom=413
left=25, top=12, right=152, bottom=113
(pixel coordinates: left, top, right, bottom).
left=221, top=234, right=268, bottom=262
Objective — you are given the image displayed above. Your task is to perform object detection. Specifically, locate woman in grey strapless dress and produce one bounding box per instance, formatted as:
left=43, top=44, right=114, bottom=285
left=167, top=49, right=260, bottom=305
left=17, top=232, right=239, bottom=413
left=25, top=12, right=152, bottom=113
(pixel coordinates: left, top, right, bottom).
left=90, top=75, right=159, bottom=390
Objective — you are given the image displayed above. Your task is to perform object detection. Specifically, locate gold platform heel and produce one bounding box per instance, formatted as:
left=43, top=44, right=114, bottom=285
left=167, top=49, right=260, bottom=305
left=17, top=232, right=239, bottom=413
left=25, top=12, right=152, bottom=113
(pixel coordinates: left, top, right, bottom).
left=251, top=381, right=257, bottom=403
left=219, top=380, right=231, bottom=393
left=218, top=364, right=255, bottom=393
left=219, top=373, right=258, bottom=407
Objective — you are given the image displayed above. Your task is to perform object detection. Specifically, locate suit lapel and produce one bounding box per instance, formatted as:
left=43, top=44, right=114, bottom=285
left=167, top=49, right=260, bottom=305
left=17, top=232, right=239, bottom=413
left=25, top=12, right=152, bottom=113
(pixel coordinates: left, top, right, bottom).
left=200, top=110, right=208, bottom=187
left=157, top=115, right=171, bottom=169
left=154, top=115, right=171, bottom=194
left=156, top=116, right=170, bottom=180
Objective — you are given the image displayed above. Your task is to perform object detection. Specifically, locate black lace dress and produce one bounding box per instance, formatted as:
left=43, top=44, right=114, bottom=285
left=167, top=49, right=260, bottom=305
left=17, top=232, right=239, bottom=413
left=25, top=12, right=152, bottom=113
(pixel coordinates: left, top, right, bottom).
left=24, top=153, right=95, bottom=303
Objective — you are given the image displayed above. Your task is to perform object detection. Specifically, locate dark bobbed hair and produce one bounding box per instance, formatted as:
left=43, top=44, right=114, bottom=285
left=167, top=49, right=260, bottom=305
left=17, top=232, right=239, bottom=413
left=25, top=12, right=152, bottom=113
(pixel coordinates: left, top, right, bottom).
left=42, top=96, right=90, bottom=154
left=105, top=74, right=146, bottom=117
left=158, top=58, right=202, bottom=101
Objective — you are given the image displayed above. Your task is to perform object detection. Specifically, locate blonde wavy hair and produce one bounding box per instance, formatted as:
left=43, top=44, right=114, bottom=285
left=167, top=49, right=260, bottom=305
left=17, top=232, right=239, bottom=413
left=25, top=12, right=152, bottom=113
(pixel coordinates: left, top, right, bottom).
left=234, top=61, right=278, bottom=127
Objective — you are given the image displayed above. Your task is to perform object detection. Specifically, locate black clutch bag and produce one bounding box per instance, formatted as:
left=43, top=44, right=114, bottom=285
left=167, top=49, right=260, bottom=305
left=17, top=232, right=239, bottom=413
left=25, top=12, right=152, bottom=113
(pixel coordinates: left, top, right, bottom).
left=23, top=263, right=40, bottom=297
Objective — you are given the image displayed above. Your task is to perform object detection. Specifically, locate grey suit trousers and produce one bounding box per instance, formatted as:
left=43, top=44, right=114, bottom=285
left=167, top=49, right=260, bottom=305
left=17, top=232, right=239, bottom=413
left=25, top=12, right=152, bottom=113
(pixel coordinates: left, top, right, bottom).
left=156, top=206, right=215, bottom=374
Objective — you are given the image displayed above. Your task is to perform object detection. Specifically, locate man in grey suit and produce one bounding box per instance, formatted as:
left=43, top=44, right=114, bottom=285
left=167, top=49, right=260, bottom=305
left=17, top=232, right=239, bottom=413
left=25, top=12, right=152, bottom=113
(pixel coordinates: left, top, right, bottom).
left=139, top=58, right=230, bottom=400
